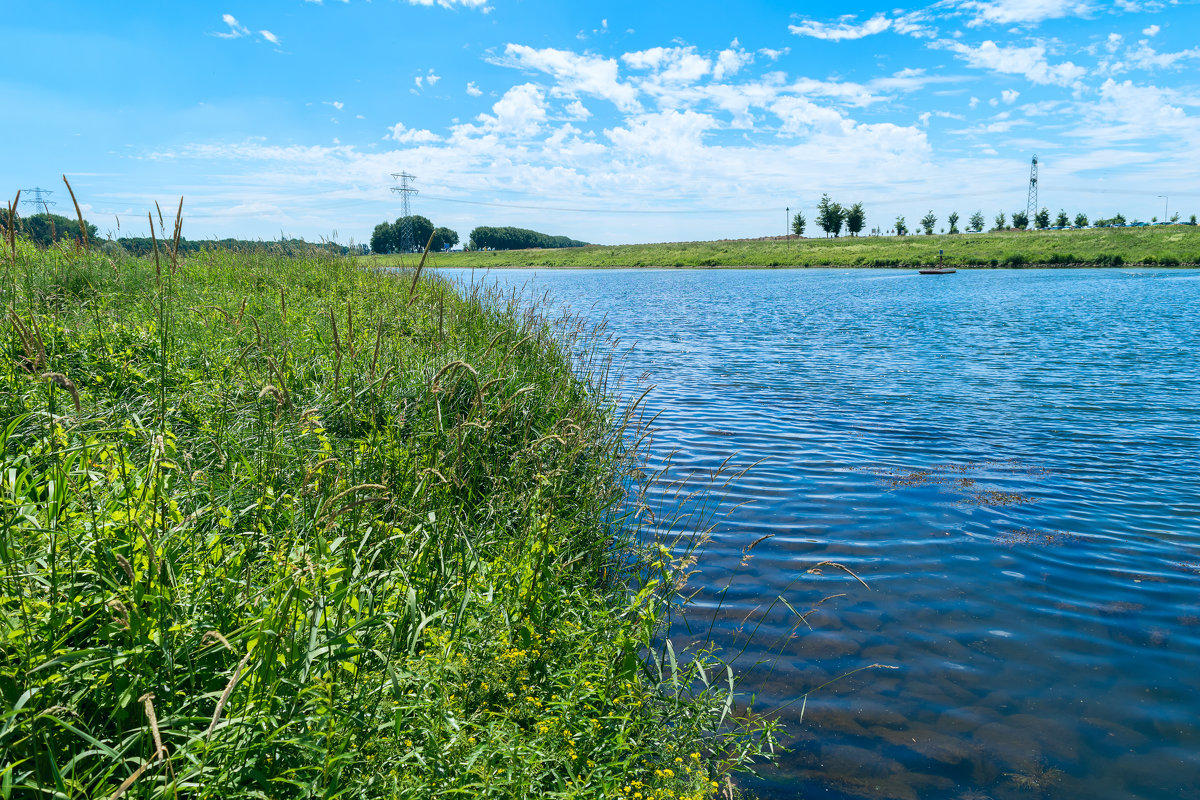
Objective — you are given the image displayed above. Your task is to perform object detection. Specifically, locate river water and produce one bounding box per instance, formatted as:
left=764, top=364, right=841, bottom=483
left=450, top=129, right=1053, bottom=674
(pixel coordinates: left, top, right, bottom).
left=448, top=266, right=1200, bottom=800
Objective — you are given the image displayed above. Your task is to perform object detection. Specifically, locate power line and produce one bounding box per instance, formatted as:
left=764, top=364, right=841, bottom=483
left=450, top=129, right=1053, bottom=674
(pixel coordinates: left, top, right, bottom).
left=418, top=193, right=779, bottom=215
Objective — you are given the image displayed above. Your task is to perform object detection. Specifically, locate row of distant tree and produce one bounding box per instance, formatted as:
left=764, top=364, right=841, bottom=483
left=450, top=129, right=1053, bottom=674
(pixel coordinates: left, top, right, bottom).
left=0, top=212, right=98, bottom=247
left=369, top=217, right=591, bottom=253
left=788, top=199, right=1197, bottom=238
left=466, top=226, right=588, bottom=251
left=2, top=212, right=368, bottom=256
left=892, top=208, right=1197, bottom=236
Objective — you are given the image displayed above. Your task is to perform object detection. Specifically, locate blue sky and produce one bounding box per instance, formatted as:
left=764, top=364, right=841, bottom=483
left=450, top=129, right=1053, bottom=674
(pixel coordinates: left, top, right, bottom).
left=3, top=0, right=1199, bottom=245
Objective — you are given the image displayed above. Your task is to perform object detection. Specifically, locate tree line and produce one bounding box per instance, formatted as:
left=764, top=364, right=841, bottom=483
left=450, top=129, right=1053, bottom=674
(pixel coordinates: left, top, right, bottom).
left=370, top=215, right=459, bottom=254
left=0, top=212, right=99, bottom=248
left=1, top=212, right=366, bottom=256
left=890, top=208, right=1197, bottom=236
left=467, top=226, right=588, bottom=251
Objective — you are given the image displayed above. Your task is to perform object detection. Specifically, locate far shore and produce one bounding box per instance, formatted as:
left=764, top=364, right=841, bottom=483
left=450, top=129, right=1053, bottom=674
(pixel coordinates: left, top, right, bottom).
left=365, top=224, right=1200, bottom=270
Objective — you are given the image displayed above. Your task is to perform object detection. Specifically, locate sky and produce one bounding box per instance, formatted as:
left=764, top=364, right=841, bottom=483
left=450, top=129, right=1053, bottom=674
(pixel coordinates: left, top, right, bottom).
left=3, top=0, right=1199, bottom=245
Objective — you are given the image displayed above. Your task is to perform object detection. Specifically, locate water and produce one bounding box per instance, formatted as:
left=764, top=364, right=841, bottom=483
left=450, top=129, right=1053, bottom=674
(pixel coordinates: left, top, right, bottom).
left=449, top=267, right=1200, bottom=799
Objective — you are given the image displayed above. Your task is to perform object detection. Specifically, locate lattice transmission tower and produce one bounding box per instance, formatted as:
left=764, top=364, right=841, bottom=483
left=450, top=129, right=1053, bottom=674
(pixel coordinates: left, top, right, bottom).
left=1025, top=154, right=1038, bottom=226
left=21, top=187, right=56, bottom=213
left=389, top=172, right=419, bottom=253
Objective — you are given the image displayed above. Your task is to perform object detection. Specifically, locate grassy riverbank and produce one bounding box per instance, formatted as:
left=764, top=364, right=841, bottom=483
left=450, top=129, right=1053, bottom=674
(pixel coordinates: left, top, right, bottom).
left=0, top=235, right=776, bottom=798
left=379, top=225, right=1200, bottom=269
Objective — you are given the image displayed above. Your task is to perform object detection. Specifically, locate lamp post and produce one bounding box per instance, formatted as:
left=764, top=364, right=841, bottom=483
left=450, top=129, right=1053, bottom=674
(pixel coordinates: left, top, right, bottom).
left=786, top=206, right=790, bottom=248
left=1158, top=195, right=1168, bottom=222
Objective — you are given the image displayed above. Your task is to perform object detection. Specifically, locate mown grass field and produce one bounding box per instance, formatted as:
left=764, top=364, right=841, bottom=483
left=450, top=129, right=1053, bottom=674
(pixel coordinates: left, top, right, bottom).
left=374, top=225, right=1200, bottom=269
left=0, top=229, right=778, bottom=798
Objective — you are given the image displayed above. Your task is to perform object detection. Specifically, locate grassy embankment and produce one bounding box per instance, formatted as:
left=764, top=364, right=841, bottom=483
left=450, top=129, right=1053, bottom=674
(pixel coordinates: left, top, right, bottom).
left=0, top=227, right=778, bottom=798
left=377, top=225, right=1200, bottom=269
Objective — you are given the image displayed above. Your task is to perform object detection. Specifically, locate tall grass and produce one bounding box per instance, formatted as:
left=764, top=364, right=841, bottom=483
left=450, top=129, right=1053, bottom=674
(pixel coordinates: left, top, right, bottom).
left=0, top=225, right=779, bottom=799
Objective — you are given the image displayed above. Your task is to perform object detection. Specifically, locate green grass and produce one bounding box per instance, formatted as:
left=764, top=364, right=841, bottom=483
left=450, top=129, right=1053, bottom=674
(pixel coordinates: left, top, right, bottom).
left=0, top=235, right=779, bottom=799
left=373, top=225, right=1200, bottom=269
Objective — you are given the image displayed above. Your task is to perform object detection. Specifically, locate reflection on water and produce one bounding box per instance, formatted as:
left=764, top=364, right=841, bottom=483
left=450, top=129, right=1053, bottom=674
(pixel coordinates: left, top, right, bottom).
left=446, top=267, right=1200, bottom=800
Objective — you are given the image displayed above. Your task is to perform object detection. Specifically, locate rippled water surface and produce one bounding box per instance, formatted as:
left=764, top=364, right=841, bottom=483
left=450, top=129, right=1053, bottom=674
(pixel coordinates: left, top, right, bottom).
left=449, top=267, right=1200, bottom=799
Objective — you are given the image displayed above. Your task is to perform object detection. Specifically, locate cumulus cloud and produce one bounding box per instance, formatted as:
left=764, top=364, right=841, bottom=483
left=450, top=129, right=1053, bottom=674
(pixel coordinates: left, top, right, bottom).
left=1002, top=89, right=1020, bottom=103
left=713, top=40, right=753, bottom=81
left=404, top=0, right=491, bottom=9
left=563, top=100, right=591, bottom=120
left=622, top=46, right=711, bottom=83
left=214, top=14, right=250, bottom=39
left=260, top=30, right=280, bottom=45
left=387, top=122, right=442, bottom=144
left=944, top=39, right=1085, bottom=85
left=466, top=81, right=483, bottom=96
left=789, top=13, right=892, bottom=41
left=606, top=110, right=716, bottom=159
left=500, top=44, right=641, bottom=112
left=955, top=0, right=1094, bottom=27
left=475, top=83, right=548, bottom=137
left=1126, top=40, right=1200, bottom=70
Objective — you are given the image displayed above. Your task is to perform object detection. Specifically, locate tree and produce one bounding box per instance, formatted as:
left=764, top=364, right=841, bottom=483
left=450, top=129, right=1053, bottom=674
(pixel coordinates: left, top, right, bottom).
left=845, top=202, right=865, bottom=237
left=431, top=227, right=459, bottom=250
left=1034, top=207, right=1051, bottom=229
left=969, top=210, right=985, bottom=232
left=1074, top=212, right=1089, bottom=228
left=370, top=222, right=396, bottom=255
left=920, top=210, right=937, bottom=235
left=1055, top=209, right=1069, bottom=228
left=791, top=211, right=806, bottom=236
left=1171, top=212, right=1180, bottom=223
left=1011, top=210, right=1030, bottom=229
left=816, top=194, right=845, bottom=237
left=8, top=212, right=98, bottom=248
left=948, top=211, right=960, bottom=234
left=894, top=215, right=908, bottom=236
left=1191, top=214, right=1197, bottom=225
left=993, top=211, right=1007, bottom=231
left=370, top=215, right=436, bottom=253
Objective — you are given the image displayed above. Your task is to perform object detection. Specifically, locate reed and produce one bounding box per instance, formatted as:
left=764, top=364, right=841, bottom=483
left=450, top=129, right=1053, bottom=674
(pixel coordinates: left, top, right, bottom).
left=0, top=208, right=779, bottom=799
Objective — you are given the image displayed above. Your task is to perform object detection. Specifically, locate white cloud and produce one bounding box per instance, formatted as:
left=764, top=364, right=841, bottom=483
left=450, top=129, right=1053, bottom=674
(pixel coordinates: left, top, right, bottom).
left=325, top=100, right=345, bottom=111
left=956, top=0, right=1094, bottom=27
left=427, top=71, right=441, bottom=86
left=475, top=83, right=548, bottom=137
left=944, top=39, right=1085, bottom=85
left=564, top=100, right=591, bottom=120
left=758, top=47, right=789, bottom=60
left=1001, top=89, right=1020, bottom=103
left=466, top=81, right=483, bottom=96
left=500, top=44, right=641, bottom=112
left=969, top=96, right=979, bottom=108
left=214, top=14, right=250, bottom=39
left=622, top=47, right=711, bottom=83
left=713, top=40, right=753, bottom=81
left=789, top=13, right=892, bottom=41
left=387, top=122, right=442, bottom=144
left=606, top=110, right=716, bottom=160
left=260, top=30, right=280, bottom=46
left=404, top=0, right=490, bottom=9
left=1142, top=24, right=1160, bottom=36
left=1126, top=40, right=1200, bottom=70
